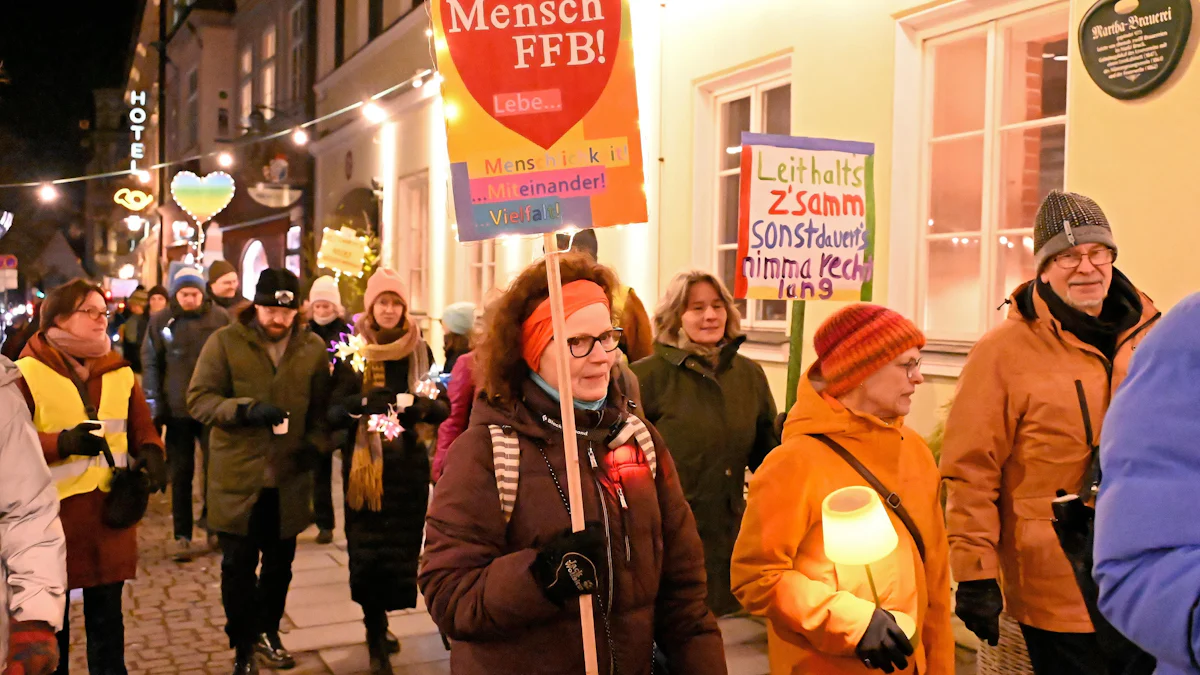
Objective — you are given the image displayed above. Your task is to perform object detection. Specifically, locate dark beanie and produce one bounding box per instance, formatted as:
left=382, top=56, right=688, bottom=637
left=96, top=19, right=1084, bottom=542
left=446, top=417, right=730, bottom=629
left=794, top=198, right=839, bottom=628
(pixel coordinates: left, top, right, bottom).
left=208, top=259, right=237, bottom=283
left=253, top=268, right=300, bottom=309
left=147, top=285, right=169, bottom=302
left=1034, top=191, right=1117, bottom=272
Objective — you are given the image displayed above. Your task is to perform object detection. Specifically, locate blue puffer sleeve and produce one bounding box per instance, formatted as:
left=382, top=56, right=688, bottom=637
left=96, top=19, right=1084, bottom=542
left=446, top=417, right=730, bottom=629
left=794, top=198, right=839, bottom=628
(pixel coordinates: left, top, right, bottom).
left=1094, top=293, right=1200, bottom=672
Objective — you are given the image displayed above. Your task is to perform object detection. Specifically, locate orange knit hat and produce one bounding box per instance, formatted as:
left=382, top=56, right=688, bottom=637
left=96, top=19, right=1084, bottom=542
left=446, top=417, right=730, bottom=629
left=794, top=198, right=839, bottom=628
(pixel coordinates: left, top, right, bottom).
left=813, top=304, right=925, bottom=398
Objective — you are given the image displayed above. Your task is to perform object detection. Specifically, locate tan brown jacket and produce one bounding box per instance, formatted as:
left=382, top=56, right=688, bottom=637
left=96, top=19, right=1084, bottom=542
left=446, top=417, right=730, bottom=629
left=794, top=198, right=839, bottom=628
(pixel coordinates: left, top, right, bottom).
left=940, top=278, right=1158, bottom=632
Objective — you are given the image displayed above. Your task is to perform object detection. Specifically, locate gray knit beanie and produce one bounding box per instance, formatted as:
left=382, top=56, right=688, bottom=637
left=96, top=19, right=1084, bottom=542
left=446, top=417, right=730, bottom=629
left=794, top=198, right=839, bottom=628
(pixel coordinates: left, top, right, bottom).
left=1034, top=190, right=1117, bottom=271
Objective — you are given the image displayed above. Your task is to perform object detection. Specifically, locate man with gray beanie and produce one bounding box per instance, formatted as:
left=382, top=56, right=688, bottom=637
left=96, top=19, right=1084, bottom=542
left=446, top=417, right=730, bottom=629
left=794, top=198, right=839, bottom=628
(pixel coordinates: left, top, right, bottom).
left=143, top=266, right=229, bottom=560
left=940, top=190, right=1160, bottom=674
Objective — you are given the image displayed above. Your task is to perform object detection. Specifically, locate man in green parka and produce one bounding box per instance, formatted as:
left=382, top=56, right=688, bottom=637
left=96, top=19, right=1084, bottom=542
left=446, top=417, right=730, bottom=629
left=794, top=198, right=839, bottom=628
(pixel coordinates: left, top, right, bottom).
left=187, top=268, right=331, bottom=675
left=633, top=270, right=780, bottom=616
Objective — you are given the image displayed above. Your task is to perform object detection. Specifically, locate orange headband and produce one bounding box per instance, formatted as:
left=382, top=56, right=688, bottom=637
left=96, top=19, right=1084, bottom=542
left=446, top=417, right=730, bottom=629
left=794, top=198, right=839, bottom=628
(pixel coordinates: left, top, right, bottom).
left=522, top=280, right=610, bottom=372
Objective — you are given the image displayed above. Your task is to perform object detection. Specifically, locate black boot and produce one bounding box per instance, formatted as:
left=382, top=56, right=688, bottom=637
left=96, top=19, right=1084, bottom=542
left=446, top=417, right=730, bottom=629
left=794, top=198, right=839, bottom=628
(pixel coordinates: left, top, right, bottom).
left=365, top=608, right=394, bottom=675
left=232, top=645, right=259, bottom=675
left=254, top=632, right=296, bottom=670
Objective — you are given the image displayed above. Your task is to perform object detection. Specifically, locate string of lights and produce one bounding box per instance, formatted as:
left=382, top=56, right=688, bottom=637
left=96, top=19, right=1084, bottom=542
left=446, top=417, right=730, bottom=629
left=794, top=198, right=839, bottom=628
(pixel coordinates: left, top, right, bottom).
left=0, top=68, right=436, bottom=193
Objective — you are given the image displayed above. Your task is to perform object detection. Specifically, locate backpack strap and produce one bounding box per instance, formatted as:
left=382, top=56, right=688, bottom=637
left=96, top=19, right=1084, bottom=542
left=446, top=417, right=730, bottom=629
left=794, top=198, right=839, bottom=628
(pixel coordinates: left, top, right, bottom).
left=489, top=425, right=521, bottom=524
left=608, top=415, right=657, bottom=479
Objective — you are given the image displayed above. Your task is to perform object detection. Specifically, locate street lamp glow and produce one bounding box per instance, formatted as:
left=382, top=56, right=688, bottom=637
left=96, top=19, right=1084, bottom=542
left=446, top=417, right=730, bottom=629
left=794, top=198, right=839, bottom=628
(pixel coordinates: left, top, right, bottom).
left=362, top=102, right=386, bottom=123
left=118, top=264, right=135, bottom=280
left=38, top=184, right=58, bottom=203
left=217, top=152, right=234, bottom=168
left=136, top=170, right=152, bottom=184
left=292, top=128, right=309, bottom=146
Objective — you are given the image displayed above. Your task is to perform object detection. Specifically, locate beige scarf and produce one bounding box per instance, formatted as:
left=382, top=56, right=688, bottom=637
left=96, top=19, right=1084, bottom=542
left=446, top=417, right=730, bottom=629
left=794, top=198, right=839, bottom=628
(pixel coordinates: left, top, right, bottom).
left=345, top=319, right=429, bottom=511
left=45, top=327, right=112, bottom=381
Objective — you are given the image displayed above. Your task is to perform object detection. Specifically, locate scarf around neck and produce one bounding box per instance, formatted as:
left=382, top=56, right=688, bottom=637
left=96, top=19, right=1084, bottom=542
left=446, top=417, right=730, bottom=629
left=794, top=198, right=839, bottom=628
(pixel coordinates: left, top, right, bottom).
left=346, top=318, right=430, bottom=512
left=1036, top=271, right=1142, bottom=361
left=45, top=327, right=112, bottom=381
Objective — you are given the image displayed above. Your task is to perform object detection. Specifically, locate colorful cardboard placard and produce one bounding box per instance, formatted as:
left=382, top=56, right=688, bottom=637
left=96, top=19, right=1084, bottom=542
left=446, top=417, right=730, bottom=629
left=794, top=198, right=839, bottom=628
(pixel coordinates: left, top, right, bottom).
left=317, top=227, right=370, bottom=278
left=735, top=133, right=876, bottom=303
left=432, top=0, right=648, bottom=242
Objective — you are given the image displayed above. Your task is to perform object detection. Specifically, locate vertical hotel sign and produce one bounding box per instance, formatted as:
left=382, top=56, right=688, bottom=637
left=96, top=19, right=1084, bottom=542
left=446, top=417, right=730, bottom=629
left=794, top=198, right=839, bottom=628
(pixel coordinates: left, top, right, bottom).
left=432, top=0, right=647, bottom=241
left=735, top=133, right=876, bottom=302
left=128, top=91, right=149, bottom=174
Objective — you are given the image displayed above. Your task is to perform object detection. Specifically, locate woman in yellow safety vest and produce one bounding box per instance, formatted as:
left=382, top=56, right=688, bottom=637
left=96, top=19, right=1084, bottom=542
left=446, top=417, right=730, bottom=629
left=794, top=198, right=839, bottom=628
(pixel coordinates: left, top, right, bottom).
left=15, top=279, right=166, bottom=675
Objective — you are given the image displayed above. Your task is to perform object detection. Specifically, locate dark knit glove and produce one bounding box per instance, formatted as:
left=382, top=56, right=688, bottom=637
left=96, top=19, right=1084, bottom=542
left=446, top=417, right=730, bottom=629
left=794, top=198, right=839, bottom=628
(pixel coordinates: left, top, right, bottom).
left=856, top=608, right=914, bottom=673
left=530, top=523, right=605, bottom=606
left=955, top=579, right=1004, bottom=647
left=238, top=402, right=286, bottom=427
left=58, top=422, right=107, bottom=458
left=345, top=388, right=396, bottom=416
left=139, top=446, right=168, bottom=493
left=4, top=620, right=59, bottom=675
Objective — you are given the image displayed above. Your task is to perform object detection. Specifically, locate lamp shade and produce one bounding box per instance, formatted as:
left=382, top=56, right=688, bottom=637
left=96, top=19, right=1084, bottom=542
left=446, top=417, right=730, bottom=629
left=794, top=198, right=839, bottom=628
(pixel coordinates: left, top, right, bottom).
left=821, top=486, right=899, bottom=566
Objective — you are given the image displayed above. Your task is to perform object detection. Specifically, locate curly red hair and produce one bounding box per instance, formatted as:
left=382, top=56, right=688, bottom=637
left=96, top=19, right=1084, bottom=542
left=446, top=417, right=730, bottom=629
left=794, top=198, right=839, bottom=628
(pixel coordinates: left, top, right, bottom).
left=474, top=252, right=619, bottom=405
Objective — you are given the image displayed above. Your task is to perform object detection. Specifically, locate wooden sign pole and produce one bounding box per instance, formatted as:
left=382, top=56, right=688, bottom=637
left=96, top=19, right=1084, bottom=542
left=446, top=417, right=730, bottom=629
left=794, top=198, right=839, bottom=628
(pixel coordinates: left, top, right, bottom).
left=541, top=233, right=601, bottom=674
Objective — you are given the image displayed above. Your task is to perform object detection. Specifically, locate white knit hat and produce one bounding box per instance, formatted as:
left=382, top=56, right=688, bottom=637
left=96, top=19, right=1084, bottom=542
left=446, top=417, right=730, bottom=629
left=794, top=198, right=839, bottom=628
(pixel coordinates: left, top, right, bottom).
left=309, top=275, right=343, bottom=313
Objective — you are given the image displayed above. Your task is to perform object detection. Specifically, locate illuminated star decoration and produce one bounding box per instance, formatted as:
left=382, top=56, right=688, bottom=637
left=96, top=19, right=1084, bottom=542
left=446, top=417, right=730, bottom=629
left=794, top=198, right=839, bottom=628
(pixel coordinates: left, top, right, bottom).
left=368, top=405, right=405, bottom=442
left=330, top=333, right=367, bottom=372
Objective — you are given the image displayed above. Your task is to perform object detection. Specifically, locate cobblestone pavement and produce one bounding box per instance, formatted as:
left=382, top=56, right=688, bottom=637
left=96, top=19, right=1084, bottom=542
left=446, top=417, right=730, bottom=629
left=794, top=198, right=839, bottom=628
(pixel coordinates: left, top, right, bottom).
left=60, top=460, right=975, bottom=674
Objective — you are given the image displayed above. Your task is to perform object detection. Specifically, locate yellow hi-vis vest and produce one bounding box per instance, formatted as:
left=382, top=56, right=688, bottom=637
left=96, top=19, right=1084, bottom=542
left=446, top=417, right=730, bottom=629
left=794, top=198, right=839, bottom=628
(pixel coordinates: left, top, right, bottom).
left=16, top=357, right=134, bottom=501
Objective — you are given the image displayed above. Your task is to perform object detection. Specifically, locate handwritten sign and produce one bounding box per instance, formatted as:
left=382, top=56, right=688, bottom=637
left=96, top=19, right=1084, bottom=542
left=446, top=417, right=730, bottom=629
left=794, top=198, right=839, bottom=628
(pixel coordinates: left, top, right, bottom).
left=735, top=134, right=875, bottom=303
left=317, top=227, right=369, bottom=277
left=431, top=0, right=647, bottom=242
left=1079, top=0, right=1191, bottom=100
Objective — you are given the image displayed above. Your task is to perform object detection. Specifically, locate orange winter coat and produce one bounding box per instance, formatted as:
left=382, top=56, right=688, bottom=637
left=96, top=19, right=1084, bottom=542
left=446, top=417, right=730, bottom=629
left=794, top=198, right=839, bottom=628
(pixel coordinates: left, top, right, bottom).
left=940, top=278, right=1159, bottom=632
left=731, top=372, right=955, bottom=675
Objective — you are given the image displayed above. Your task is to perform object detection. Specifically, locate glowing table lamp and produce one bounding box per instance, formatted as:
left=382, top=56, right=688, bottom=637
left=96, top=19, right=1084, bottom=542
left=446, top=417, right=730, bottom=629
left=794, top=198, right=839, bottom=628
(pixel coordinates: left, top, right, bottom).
left=822, top=485, right=916, bottom=639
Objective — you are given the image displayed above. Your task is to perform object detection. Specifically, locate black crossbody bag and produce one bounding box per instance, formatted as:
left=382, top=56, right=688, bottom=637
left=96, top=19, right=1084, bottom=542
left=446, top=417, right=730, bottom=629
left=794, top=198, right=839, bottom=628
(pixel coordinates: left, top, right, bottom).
left=811, top=433, right=925, bottom=562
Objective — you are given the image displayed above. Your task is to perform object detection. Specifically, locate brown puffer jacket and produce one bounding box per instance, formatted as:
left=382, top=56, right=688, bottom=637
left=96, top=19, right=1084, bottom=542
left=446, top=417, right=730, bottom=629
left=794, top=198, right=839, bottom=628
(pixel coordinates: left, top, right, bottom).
left=941, top=277, right=1159, bottom=632
left=419, top=379, right=727, bottom=674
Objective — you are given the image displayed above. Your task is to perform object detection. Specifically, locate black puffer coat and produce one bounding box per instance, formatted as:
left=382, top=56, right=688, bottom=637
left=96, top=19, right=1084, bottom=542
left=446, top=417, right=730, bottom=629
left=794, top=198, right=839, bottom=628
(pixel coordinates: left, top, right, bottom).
left=329, top=351, right=448, bottom=610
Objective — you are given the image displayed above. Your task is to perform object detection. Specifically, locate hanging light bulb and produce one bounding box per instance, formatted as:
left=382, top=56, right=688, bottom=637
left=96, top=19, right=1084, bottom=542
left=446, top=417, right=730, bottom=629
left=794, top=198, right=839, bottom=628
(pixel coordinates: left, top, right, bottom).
left=362, top=102, right=386, bottom=123
left=38, top=184, right=58, bottom=203
left=292, top=128, right=309, bottom=146
left=217, top=152, right=234, bottom=168
left=137, top=170, right=152, bottom=185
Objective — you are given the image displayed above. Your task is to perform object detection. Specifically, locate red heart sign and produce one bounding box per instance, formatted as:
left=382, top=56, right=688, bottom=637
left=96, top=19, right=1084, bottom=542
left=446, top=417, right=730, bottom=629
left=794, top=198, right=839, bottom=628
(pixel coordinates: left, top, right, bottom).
left=441, top=0, right=623, bottom=149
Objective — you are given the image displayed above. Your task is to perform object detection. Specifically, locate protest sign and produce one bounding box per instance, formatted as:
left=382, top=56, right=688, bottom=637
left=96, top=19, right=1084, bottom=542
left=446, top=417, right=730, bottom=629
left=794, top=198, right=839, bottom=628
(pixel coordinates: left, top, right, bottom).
left=432, top=0, right=647, bottom=242
left=735, top=133, right=875, bottom=303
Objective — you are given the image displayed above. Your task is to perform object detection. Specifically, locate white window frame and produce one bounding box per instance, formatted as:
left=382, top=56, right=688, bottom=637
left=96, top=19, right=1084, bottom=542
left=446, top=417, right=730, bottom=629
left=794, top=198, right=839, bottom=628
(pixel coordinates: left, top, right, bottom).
left=184, top=68, right=199, bottom=150
left=694, top=55, right=792, bottom=336
left=466, top=240, right=497, bottom=304
left=398, top=171, right=430, bottom=315
left=239, top=46, right=254, bottom=129
left=261, top=25, right=278, bottom=120
left=289, top=3, right=306, bottom=106
left=890, top=0, right=1069, bottom=374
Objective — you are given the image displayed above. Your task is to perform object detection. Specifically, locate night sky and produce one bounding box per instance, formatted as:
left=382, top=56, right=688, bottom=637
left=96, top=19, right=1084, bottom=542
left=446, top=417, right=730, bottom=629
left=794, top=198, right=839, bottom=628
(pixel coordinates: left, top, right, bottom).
left=0, top=0, right=139, bottom=219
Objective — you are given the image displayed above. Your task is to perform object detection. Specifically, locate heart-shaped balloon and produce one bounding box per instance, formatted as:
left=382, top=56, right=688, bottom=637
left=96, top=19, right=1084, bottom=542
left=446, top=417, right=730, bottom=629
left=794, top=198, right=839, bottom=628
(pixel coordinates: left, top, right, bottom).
left=441, top=0, right=623, bottom=149
left=171, top=171, right=236, bottom=224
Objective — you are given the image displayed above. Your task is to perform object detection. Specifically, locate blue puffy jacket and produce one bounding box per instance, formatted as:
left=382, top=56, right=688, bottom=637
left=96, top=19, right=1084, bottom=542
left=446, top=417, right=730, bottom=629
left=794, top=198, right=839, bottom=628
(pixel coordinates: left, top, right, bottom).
left=1095, top=292, right=1200, bottom=675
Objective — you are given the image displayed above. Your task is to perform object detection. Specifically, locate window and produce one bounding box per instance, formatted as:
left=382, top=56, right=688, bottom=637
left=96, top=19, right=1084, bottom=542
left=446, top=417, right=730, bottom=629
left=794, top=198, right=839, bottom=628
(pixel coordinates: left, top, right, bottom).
left=369, top=0, right=384, bottom=38
left=466, top=240, right=497, bottom=304
left=918, top=3, right=1068, bottom=341
left=184, top=68, right=199, bottom=150
left=241, top=240, right=269, bottom=302
left=261, top=26, right=277, bottom=120
left=711, top=76, right=791, bottom=331
left=399, top=172, right=430, bottom=314
left=334, top=0, right=346, bottom=66
left=289, top=3, right=306, bottom=105
left=239, top=47, right=253, bottom=129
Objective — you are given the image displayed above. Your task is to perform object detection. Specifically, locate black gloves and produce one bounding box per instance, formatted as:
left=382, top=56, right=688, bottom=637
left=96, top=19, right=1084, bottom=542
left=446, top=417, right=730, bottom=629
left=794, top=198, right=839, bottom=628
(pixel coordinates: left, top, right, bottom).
left=955, top=578, right=1004, bottom=647
left=58, top=422, right=109, bottom=458
left=530, top=523, right=606, bottom=606
left=856, top=608, right=914, bottom=673
left=344, top=388, right=396, bottom=416
left=138, top=446, right=168, bottom=493
left=238, top=402, right=287, bottom=427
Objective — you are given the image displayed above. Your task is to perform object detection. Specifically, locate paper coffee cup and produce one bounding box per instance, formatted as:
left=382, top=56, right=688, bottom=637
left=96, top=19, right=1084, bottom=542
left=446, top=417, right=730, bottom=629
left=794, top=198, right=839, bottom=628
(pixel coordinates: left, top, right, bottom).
left=90, top=420, right=121, bottom=437
left=396, top=393, right=415, bottom=410
left=892, top=611, right=916, bottom=640
left=273, top=416, right=289, bottom=435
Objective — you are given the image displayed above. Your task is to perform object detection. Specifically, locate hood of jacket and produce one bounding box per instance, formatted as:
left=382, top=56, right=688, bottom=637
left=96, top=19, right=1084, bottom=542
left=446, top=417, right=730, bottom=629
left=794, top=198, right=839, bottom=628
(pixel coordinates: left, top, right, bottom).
left=654, top=334, right=746, bottom=375
left=783, top=366, right=907, bottom=448
left=0, top=355, right=21, bottom=389
left=469, top=376, right=633, bottom=447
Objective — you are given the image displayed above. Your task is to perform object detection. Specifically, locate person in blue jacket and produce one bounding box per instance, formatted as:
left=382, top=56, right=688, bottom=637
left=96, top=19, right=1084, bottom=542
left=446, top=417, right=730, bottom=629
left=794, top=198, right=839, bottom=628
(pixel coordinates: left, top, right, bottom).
left=1094, top=291, right=1200, bottom=675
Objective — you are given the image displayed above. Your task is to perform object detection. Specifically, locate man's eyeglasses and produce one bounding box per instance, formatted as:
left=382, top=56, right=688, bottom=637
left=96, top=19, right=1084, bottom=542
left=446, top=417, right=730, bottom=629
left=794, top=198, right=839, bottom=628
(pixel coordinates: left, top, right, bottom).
left=1053, top=247, right=1115, bottom=270
left=565, top=328, right=624, bottom=358
left=901, top=358, right=922, bottom=379
left=75, top=308, right=111, bottom=321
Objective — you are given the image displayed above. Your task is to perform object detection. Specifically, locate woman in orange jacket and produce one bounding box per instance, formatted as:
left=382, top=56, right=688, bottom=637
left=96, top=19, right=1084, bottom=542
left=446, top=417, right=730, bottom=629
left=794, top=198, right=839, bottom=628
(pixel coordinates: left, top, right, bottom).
left=731, top=304, right=954, bottom=675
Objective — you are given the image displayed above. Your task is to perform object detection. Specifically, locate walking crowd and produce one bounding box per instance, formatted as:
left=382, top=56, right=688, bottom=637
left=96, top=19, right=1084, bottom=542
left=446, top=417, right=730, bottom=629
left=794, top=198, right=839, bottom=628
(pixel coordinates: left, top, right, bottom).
left=2, top=189, right=1199, bottom=675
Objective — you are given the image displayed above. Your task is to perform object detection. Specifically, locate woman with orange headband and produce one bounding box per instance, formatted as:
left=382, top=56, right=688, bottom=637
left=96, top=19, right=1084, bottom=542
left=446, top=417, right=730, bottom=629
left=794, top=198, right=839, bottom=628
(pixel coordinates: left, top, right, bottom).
left=419, top=253, right=727, bottom=674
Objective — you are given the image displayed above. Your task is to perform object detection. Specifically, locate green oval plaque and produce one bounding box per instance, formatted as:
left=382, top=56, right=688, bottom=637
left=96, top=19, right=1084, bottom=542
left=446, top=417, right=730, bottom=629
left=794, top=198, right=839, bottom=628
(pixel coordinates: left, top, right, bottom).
left=1079, top=0, right=1192, bottom=100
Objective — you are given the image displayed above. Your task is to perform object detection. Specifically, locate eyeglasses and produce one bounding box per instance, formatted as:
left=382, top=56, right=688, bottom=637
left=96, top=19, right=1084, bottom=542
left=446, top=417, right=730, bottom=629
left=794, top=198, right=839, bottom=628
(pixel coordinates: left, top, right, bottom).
left=901, top=358, right=922, bottom=379
left=1053, top=247, right=1115, bottom=270
left=74, top=308, right=111, bottom=321
left=565, top=328, right=624, bottom=358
